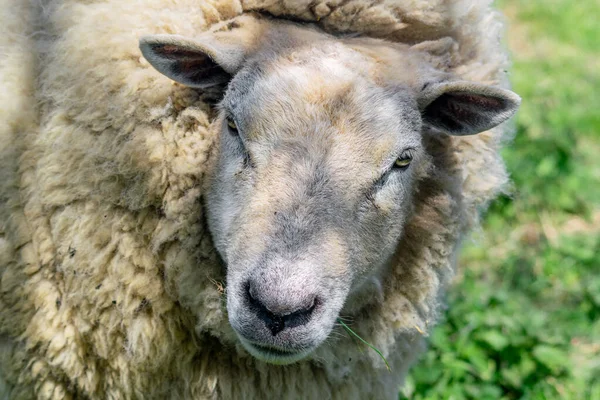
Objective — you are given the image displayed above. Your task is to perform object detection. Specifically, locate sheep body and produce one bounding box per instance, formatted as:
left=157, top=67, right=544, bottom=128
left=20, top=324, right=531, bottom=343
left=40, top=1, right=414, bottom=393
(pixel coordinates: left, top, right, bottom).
left=0, top=0, right=511, bottom=398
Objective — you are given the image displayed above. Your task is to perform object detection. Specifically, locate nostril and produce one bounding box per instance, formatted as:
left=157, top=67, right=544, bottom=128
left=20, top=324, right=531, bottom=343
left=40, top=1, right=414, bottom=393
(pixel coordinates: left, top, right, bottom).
left=281, top=297, right=317, bottom=330
left=248, top=284, right=258, bottom=303
left=244, top=281, right=318, bottom=336
left=245, top=282, right=264, bottom=312
left=245, top=282, right=281, bottom=335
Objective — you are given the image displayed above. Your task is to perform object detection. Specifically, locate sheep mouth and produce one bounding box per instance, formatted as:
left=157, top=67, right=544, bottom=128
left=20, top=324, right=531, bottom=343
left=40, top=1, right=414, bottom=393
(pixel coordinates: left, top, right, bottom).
left=240, top=339, right=312, bottom=365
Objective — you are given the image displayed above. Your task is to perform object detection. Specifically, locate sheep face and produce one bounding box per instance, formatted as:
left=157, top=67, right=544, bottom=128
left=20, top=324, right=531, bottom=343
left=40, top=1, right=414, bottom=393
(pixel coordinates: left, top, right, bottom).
left=208, top=53, right=425, bottom=364
left=140, top=14, right=520, bottom=364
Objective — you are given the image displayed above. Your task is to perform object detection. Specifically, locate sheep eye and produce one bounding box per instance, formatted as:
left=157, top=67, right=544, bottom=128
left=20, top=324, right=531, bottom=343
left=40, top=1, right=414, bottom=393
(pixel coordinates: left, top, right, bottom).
left=394, top=155, right=412, bottom=169
left=226, top=117, right=238, bottom=133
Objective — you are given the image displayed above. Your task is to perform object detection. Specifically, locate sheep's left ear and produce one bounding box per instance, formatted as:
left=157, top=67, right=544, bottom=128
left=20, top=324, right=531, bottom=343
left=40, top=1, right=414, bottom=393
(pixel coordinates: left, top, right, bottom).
left=418, top=81, right=521, bottom=135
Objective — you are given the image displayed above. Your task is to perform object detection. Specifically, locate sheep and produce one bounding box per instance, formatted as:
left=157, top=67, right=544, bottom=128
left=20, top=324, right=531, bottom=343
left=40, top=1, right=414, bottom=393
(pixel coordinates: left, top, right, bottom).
left=0, top=0, right=519, bottom=399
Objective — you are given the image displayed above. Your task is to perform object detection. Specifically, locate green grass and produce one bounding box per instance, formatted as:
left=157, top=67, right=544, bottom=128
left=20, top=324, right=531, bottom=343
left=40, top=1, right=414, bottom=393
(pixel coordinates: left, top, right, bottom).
left=403, top=0, right=600, bottom=398
left=338, top=319, right=391, bottom=371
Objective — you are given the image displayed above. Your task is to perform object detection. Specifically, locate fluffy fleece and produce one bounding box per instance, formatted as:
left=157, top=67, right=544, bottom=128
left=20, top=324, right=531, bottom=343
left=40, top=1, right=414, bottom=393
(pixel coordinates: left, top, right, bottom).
left=0, top=0, right=512, bottom=398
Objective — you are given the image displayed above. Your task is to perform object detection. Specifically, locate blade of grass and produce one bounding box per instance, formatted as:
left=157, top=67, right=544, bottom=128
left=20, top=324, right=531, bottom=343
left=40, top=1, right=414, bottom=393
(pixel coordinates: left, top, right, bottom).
left=338, top=319, right=391, bottom=371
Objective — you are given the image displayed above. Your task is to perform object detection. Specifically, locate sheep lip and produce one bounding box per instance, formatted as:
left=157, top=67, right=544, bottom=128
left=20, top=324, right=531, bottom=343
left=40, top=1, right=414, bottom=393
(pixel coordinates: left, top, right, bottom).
left=252, top=343, right=297, bottom=355
left=240, top=339, right=313, bottom=365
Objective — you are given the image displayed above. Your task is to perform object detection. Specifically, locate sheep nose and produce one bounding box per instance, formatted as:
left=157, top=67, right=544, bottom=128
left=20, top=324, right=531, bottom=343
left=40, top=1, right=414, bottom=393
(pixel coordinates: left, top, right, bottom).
left=245, top=282, right=317, bottom=336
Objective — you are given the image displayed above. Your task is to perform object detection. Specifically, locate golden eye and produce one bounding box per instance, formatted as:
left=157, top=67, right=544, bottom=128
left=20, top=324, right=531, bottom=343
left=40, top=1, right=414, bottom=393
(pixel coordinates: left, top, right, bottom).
left=227, top=118, right=238, bottom=131
left=395, top=157, right=412, bottom=168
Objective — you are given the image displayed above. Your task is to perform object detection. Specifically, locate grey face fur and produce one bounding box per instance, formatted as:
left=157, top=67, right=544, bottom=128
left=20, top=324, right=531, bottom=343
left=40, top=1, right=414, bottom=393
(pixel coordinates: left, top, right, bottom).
left=140, top=14, right=520, bottom=364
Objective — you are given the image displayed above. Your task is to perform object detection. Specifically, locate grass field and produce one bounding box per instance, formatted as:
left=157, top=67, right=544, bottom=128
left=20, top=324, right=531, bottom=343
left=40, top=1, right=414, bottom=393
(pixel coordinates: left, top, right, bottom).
left=403, top=0, right=600, bottom=398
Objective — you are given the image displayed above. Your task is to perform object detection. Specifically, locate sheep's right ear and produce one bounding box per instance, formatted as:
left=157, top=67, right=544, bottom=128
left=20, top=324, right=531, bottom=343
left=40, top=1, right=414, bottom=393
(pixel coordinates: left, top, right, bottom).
left=139, top=16, right=264, bottom=88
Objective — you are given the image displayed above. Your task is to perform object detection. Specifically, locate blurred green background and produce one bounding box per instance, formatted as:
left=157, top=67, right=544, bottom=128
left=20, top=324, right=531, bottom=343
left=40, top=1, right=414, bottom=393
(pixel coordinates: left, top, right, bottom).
left=402, top=0, right=600, bottom=398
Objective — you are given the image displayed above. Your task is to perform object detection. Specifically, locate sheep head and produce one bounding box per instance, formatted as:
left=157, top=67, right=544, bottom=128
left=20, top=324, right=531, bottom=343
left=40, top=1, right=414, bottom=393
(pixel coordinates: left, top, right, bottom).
left=140, top=14, right=520, bottom=365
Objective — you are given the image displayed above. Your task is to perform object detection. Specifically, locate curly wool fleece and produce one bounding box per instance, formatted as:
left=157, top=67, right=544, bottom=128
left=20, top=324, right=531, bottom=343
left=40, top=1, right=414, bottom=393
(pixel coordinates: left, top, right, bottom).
left=0, top=0, right=513, bottom=398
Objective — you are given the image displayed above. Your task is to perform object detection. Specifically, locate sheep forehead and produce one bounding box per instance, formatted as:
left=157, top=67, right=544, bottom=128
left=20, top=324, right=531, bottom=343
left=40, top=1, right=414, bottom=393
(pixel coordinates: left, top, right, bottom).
left=226, top=47, right=421, bottom=153
left=262, top=44, right=373, bottom=99
left=220, top=41, right=423, bottom=209
left=227, top=43, right=369, bottom=107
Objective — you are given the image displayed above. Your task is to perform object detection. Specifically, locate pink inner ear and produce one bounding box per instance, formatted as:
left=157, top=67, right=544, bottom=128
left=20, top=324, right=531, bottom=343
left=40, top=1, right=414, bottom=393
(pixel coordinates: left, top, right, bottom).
left=179, top=60, right=204, bottom=74
left=144, top=40, right=230, bottom=87
left=153, top=44, right=203, bottom=60
left=453, top=93, right=504, bottom=110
